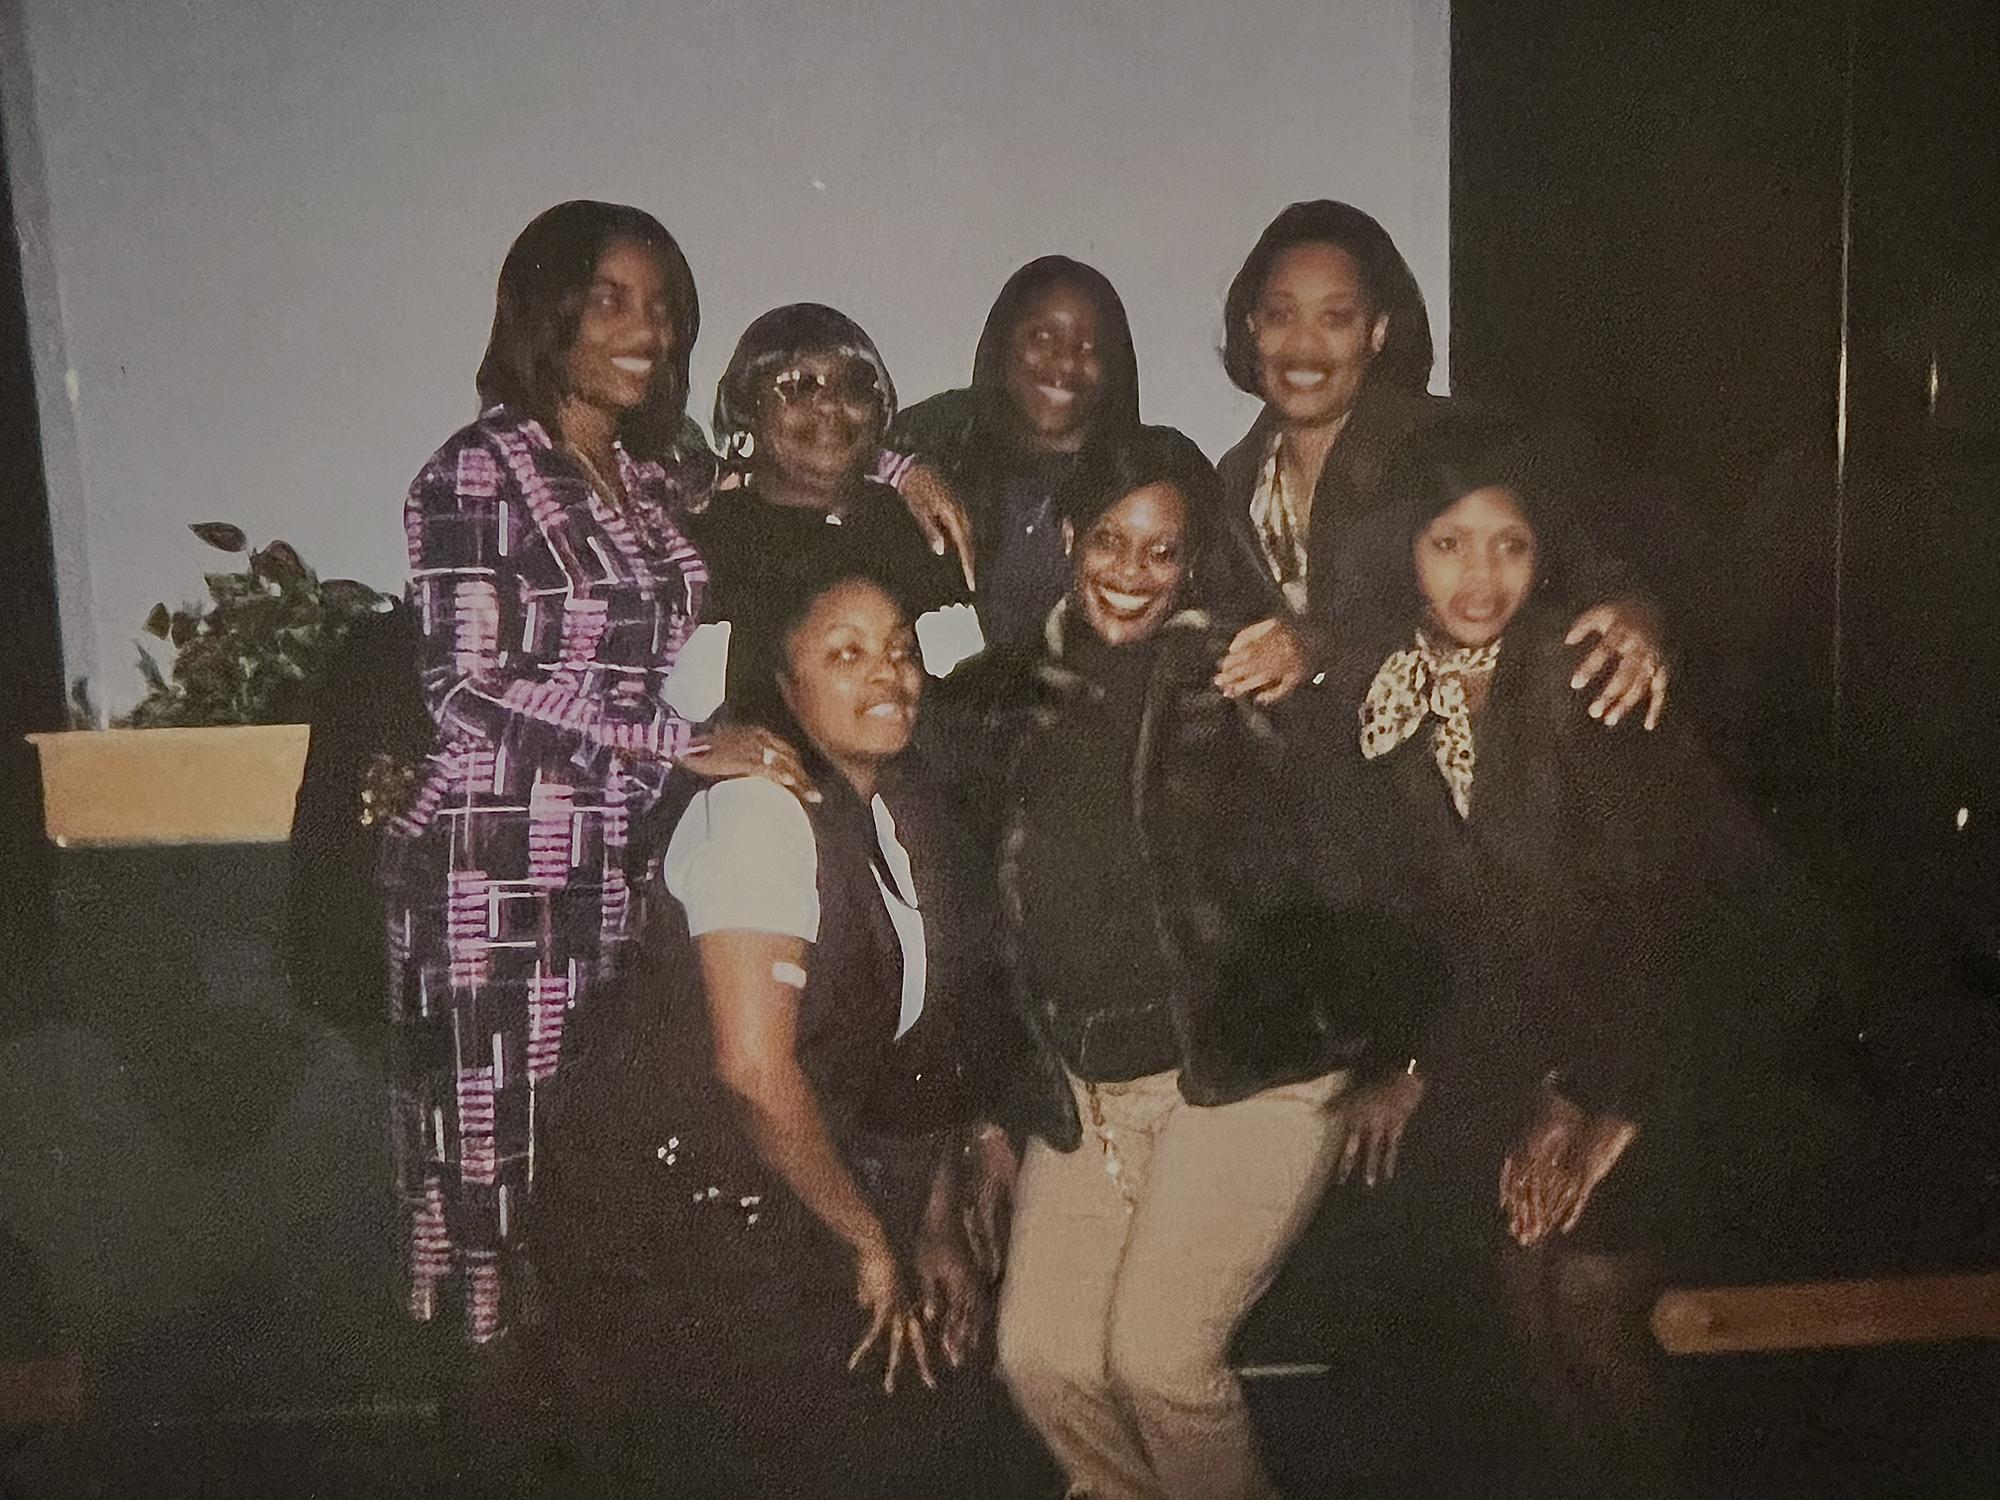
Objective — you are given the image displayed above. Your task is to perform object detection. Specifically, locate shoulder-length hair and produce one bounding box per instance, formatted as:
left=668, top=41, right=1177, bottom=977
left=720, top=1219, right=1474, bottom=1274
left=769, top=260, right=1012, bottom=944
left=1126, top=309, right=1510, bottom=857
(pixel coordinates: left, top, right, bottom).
left=1063, top=425, right=1219, bottom=549
left=1061, top=424, right=1224, bottom=606
left=474, top=200, right=700, bottom=461
left=968, top=255, right=1142, bottom=449
left=1220, top=200, right=1434, bottom=399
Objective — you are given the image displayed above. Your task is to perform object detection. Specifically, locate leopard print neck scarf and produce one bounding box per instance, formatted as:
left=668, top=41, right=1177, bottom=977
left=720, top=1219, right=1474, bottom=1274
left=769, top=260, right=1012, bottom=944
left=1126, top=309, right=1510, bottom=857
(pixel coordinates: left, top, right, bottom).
left=1358, top=630, right=1503, bottom=818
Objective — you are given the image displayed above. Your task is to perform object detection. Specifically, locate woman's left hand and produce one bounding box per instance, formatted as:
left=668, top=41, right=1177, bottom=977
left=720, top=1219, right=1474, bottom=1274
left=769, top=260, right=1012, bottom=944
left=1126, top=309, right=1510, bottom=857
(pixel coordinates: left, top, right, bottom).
left=898, top=461, right=978, bottom=593
left=1565, top=598, right=1670, bottom=729
left=1500, top=1086, right=1640, bottom=1247
left=915, top=1217, right=989, bottom=1370
left=683, top=722, right=820, bottom=804
left=1328, top=1069, right=1427, bottom=1188
left=1216, top=617, right=1312, bottom=704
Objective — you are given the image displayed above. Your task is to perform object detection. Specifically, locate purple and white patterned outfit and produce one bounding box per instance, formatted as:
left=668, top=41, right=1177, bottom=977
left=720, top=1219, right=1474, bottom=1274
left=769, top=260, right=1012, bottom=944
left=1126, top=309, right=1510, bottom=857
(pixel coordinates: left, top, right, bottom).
left=381, top=405, right=709, bottom=1344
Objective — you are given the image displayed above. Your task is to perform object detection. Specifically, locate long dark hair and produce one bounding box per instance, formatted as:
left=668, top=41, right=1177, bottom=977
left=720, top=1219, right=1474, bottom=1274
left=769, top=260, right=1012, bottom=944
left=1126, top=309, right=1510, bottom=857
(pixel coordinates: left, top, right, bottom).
left=968, top=256, right=1142, bottom=450
left=1221, top=200, right=1434, bottom=400
left=474, top=201, right=700, bottom=461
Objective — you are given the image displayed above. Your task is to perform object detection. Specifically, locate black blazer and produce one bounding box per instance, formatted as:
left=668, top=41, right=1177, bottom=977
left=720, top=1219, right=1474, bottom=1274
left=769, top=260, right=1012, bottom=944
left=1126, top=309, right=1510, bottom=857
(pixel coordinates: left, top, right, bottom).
left=1332, top=601, right=1829, bottom=1123
left=1212, top=385, right=1634, bottom=639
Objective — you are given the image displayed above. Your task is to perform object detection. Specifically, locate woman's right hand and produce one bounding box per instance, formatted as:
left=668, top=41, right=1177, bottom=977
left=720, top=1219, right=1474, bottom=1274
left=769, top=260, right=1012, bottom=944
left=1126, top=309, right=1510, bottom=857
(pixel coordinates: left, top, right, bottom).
left=848, top=1234, right=935, bottom=1394
left=1215, top=616, right=1313, bottom=704
left=915, top=1218, right=988, bottom=1370
left=683, top=721, right=820, bottom=804
left=897, top=461, right=978, bottom=592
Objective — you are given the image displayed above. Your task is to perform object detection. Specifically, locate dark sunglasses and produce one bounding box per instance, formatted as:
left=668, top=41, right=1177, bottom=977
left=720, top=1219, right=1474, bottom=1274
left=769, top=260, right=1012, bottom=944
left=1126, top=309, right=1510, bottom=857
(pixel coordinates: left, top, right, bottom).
left=768, top=363, right=884, bottom=410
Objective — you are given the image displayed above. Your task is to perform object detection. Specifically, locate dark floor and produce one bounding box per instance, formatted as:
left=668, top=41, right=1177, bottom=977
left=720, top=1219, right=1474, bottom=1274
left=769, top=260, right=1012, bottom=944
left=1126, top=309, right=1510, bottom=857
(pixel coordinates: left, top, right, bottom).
left=7, top=1339, right=2000, bottom=1499
left=4, top=834, right=1997, bottom=1499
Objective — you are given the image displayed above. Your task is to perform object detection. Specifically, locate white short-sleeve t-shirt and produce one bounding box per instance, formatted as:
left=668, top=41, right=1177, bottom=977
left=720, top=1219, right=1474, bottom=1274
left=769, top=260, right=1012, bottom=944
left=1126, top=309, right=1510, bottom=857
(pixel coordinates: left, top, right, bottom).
left=662, top=777, right=926, bottom=1039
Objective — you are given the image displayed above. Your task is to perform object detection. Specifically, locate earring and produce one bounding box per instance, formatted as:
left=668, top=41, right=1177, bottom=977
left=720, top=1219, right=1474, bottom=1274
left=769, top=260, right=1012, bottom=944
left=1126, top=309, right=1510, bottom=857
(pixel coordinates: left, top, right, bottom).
left=727, top=429, right=755, bottom=461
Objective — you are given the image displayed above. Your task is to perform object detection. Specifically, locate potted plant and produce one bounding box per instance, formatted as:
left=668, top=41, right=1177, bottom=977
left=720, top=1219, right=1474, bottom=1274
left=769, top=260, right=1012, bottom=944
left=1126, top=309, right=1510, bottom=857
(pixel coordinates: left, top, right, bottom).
left=29, top=524, right=392, bottom=846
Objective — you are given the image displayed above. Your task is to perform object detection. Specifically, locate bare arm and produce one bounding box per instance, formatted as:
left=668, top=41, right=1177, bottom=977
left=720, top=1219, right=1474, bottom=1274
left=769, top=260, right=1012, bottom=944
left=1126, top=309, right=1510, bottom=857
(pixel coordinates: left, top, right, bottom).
left=699, top=929, right=890, bottom=1258
left=698, top=928, right=932, bottom=1391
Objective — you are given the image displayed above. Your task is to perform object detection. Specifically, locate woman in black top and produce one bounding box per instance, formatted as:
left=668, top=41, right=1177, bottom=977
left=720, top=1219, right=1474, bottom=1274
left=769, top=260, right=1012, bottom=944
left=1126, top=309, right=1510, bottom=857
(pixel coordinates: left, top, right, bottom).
left=892, top=257, right=1212, bottom=645
left=690, top=303, right=973, bottom=708
left=1207, top=199, right=1669, bottom=728
left=1336, top=418, right=1835, bottom=1499
left=930, top=427, right=1434, bottom=1500
left=538, top=555, right=1003, bottom=1497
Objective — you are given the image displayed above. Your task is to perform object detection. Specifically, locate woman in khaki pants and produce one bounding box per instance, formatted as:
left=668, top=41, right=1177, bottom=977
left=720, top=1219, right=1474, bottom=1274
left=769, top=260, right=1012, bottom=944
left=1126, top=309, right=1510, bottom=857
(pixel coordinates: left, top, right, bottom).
left=930, top=427, right=1433, bottom=1499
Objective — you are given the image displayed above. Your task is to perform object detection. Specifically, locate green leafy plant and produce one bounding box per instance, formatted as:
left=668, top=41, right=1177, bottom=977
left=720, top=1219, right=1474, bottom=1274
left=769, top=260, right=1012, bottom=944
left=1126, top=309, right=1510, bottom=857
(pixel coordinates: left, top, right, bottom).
left=119, top=522, right=392, bottom=728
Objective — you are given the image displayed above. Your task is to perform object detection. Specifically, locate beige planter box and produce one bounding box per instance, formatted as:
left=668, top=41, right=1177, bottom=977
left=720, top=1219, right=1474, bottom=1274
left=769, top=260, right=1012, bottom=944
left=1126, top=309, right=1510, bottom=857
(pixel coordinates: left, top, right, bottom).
left=27, top=724, right=310, bottom=847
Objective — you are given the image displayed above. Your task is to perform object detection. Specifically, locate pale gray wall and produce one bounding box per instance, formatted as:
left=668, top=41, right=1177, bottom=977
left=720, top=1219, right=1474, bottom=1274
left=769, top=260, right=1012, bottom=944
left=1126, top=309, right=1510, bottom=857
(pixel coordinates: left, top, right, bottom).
left=5, top=0, right=1449, bottom=714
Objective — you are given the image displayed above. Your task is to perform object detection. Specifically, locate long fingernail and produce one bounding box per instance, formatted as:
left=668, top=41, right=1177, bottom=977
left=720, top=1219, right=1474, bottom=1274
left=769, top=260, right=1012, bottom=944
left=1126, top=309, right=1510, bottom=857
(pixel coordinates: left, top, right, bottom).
left=1588, top=700, right=1605, bottom=718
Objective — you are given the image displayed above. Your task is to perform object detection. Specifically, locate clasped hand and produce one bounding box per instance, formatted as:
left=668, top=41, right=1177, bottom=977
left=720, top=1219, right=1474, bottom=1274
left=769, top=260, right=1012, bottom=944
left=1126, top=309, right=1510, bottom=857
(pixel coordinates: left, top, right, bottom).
left=1498, top=1083, right=1639, bottom=1247
left=849, top=1216, right=990, bottom=1394
left=848, top=1234, right=935, bottom=1395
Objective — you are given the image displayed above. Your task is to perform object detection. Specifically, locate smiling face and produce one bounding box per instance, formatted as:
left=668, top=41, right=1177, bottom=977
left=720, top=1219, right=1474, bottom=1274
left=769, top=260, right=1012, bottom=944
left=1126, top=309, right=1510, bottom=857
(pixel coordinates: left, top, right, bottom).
left=777, top=578, right=923, bottom=779
left=1413, top=486, right=1538, bottom=648
left=1003, top=281, right=1107, bottom=453
left=1064, top=482, right=1192, bottom=647
left=1249, top=242, right=1389, bottom=430
left=563, top=237, right=677, bottom=417
left=756, top=352, right=887, bottom=505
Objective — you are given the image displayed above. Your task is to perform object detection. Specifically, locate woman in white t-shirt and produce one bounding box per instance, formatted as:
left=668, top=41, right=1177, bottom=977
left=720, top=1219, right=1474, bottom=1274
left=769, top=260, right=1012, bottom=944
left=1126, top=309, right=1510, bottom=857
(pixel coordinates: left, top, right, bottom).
left=537, top=559, right=1007, bottom=1497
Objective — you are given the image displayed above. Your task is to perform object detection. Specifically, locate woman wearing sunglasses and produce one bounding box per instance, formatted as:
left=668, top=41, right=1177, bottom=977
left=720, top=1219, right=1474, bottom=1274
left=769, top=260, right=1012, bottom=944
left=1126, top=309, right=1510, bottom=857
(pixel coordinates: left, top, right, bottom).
left=689, top=304, right=976, bottom=710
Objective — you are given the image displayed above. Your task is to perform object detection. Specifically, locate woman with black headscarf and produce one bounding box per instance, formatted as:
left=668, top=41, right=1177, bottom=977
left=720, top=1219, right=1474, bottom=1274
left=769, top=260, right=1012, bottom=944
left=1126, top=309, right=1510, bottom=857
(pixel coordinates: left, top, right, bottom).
left=689, top=303, right=973, bottom=706
left=890, top=256, right=1212, bottom=645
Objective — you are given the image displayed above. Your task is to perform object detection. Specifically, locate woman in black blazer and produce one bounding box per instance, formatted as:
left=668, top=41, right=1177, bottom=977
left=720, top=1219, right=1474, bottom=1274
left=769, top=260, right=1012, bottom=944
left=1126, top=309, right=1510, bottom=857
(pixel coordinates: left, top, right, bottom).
left=1334, top=416, right=1838, bottom=1499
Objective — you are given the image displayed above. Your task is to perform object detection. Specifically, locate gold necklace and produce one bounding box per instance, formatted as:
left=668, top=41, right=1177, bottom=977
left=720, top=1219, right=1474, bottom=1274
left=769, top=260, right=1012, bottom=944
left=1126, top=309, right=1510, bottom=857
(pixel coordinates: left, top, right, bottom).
left=565, top=443, right=630, bottom=518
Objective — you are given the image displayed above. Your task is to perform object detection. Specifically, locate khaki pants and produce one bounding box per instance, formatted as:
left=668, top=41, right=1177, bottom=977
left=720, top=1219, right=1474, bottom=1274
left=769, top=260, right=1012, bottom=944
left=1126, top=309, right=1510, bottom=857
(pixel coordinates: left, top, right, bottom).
left=997, top=1068, right=1351, bottom=1500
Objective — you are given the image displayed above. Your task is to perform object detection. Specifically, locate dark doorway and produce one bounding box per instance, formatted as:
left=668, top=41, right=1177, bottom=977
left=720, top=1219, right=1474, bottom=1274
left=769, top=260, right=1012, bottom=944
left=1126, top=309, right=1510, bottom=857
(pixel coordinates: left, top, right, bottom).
left=0, top=94, right=64, bottom=1031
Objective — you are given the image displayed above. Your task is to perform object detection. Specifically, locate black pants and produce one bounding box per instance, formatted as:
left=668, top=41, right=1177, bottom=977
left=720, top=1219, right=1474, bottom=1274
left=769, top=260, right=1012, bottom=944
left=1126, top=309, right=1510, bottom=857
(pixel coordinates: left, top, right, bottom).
left=544, top=1168, right=1007, bottom=1500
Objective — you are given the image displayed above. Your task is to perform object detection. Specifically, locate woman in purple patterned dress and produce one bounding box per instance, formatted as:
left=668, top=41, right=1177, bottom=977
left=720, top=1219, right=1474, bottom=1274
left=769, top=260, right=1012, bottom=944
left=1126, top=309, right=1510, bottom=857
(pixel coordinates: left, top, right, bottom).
left=379, top=203, right=811, bottom=1383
